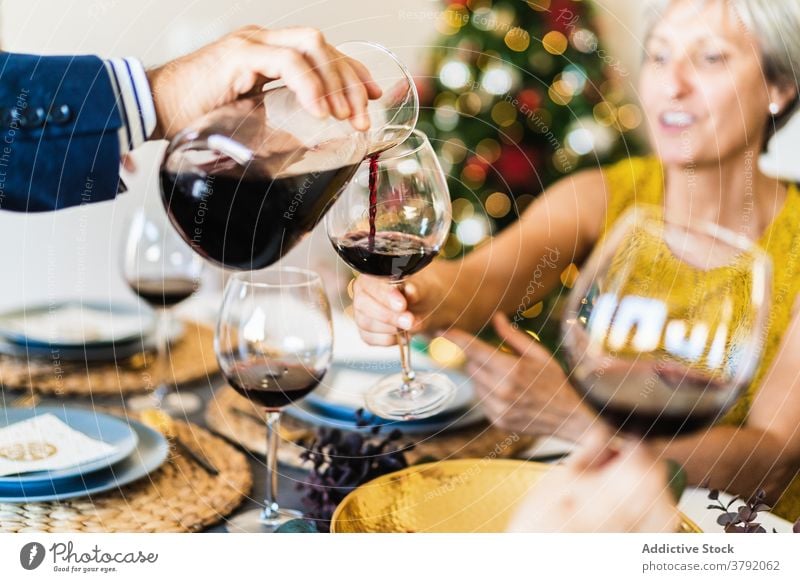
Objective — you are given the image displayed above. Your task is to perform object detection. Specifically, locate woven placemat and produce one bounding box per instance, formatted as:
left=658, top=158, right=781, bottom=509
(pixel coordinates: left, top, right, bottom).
left=205, top=386, right=535, bottom=468
left=0, top=321, right=219, bottom=396
left=0, top=412, right=252, bottom=533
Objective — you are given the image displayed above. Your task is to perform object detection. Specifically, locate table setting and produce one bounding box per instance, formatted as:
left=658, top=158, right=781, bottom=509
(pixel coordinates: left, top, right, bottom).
left=0, top=299, right=217, bottom=398
left=0, top=292, right=794, bottom=533
left=0, top=401, right=250, bottom=533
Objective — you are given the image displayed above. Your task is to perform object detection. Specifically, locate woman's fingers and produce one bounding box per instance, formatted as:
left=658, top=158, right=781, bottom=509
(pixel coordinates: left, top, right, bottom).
left=476, top=385, right=527, bottom=431
left=467, top=352, right=524, bottom=432
left=357, top=329, right=399, bottom=347
left=356, top=277, right=410, bottom=318
left=493, top=313, right=546, bottom=358
left=353, top=293, right=404, bottom=333
left=352, top=277, right=415, bottom=345
left=444, top=329, right=503, bottom=369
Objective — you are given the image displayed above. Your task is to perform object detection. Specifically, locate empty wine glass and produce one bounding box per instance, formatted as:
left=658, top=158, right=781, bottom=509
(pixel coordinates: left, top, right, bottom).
left=561, top=206, right=771, bottom=439
left=122, top=206, right=204, bottom=414
left=326, top=129, right=455, bottom=420
left=216, top=267, right=333, bottom=532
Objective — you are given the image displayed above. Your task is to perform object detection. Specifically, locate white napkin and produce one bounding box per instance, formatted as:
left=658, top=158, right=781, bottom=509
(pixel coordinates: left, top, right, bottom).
left=0, top=414, right=117, bottom=476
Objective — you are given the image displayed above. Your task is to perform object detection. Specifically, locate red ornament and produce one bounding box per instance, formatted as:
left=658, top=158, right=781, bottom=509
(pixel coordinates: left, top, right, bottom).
left=465, top=154, right=490, bottom=170
left=546, top=0, right=583, bottom=33
left=517, top=89, right=543, bottom=113
left=493, top=146, right=541, bottom=189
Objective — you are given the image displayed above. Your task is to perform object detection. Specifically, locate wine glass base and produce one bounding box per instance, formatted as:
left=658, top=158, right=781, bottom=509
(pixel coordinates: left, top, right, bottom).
left=126, top=391, right=203, bottom=415
left=365, top=372, right=456, bottom=421
left=225, top=508, right=304, bottom=533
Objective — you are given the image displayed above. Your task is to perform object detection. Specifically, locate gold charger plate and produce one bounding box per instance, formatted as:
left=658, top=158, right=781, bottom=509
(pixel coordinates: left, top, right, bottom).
left=331, top=459, right=702, bottom=533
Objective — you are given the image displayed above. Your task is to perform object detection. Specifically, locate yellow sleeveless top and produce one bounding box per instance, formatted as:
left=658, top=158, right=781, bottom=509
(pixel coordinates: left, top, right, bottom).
left=601, top=156, right=800, bottom=522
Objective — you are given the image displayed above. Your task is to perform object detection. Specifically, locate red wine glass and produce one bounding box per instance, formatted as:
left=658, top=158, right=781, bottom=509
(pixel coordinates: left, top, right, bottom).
left=326, top=129, right=455, bottom=420
left=561, top=207, right=771, bottom=440
left=122, top=206, right=204, bottom=415
left=216, top=267, right=333, bottom=532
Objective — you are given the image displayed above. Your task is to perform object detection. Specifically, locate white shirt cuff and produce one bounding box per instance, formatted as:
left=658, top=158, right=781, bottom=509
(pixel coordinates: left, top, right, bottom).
left=103, top=57, right=157, bottom=155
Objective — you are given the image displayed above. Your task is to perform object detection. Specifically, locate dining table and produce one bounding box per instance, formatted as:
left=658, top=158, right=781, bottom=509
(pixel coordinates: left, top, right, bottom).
left=1, top=294, right=795, bottom=534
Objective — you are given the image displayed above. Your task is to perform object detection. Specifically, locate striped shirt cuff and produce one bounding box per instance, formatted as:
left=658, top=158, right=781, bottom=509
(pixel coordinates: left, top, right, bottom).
left=103, top=57, right=157, bottom=155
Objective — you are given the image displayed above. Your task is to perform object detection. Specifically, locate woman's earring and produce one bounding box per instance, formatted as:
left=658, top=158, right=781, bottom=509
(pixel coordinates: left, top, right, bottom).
left=769, top=102, right=781, bottom=116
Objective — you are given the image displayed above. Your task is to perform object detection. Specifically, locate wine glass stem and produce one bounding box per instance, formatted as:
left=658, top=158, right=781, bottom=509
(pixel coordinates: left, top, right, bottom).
left=262, top=409, right=282, bottom=522
left=153, top=308, right=172, bottom=406
left=397, top=330, right=417, bottom=391
left=392, top=281, right=416, bottom=393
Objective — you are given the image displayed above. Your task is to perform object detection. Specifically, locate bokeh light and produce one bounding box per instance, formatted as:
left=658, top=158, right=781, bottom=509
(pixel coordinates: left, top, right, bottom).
left=542, top=31, right=568, bottom=55
left=429, top=337, right=467, bottom=368
left=439, top=60, right=472, bottom=90
left=485, top=192, right=512, bottom=218
left=505, top=27, right=531, bottom=52
left=481, top=66, right=514, bottom=95
left=456, top=215, right=490, bottom=246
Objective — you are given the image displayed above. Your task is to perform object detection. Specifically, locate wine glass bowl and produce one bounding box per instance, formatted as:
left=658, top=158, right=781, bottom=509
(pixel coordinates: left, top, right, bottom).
left=216, top=269, right=333, bottom=410
left=216, top=267, right=333, bottom=532
left=561, top=207, right=771, bottom=438
left=330, top=200, right=442, bottom=280
left=122, top=207, right=204, bottom=414
left=326, top=129, right=455, bottom=421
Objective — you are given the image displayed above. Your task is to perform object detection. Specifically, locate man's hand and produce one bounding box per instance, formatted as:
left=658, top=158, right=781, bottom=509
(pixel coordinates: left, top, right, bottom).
left=147, top=26, right=382, bottom=140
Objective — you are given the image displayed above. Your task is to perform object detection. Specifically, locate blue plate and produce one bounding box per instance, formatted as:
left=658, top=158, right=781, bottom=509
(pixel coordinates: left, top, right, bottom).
left=284, top=399, right=485, bottom=435
left=0, top=318, right=183, bottom=362
left=0, top=407, right=140, bottom=485
left=0, top=417, right=169, bottom=503
left=0, top=301, right=154, bottom=349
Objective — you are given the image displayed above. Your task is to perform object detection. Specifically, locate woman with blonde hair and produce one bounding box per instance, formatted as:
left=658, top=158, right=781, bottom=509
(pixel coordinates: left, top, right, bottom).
left=352, top=0, right=800, bottom=520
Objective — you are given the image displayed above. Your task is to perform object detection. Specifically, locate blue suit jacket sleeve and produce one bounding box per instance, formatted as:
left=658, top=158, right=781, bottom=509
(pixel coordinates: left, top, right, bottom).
left=0, top=52, right=124, bottom=212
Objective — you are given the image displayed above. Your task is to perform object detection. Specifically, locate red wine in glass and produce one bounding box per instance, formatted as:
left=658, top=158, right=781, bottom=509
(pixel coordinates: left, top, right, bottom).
left=571, top=358, right=731, bottom=438
left=368, top=153, right=379, bottom=249
left=224, top=360, right=325, bottom=409
left=131, top=276, right=197, bottom=308
left=332, top=231, right=438, bottom=280
left=334, top=153, right=439, bottom=279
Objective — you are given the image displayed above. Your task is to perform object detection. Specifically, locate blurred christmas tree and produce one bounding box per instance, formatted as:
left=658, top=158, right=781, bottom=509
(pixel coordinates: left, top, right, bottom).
left=414, top=0, right=643, bottom=353
left=416, top=0, right=643, bottom=254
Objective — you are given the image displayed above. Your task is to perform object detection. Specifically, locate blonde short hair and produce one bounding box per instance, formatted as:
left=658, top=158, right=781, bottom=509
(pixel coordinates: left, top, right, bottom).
left=645, top=0, right=800, bottom=135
